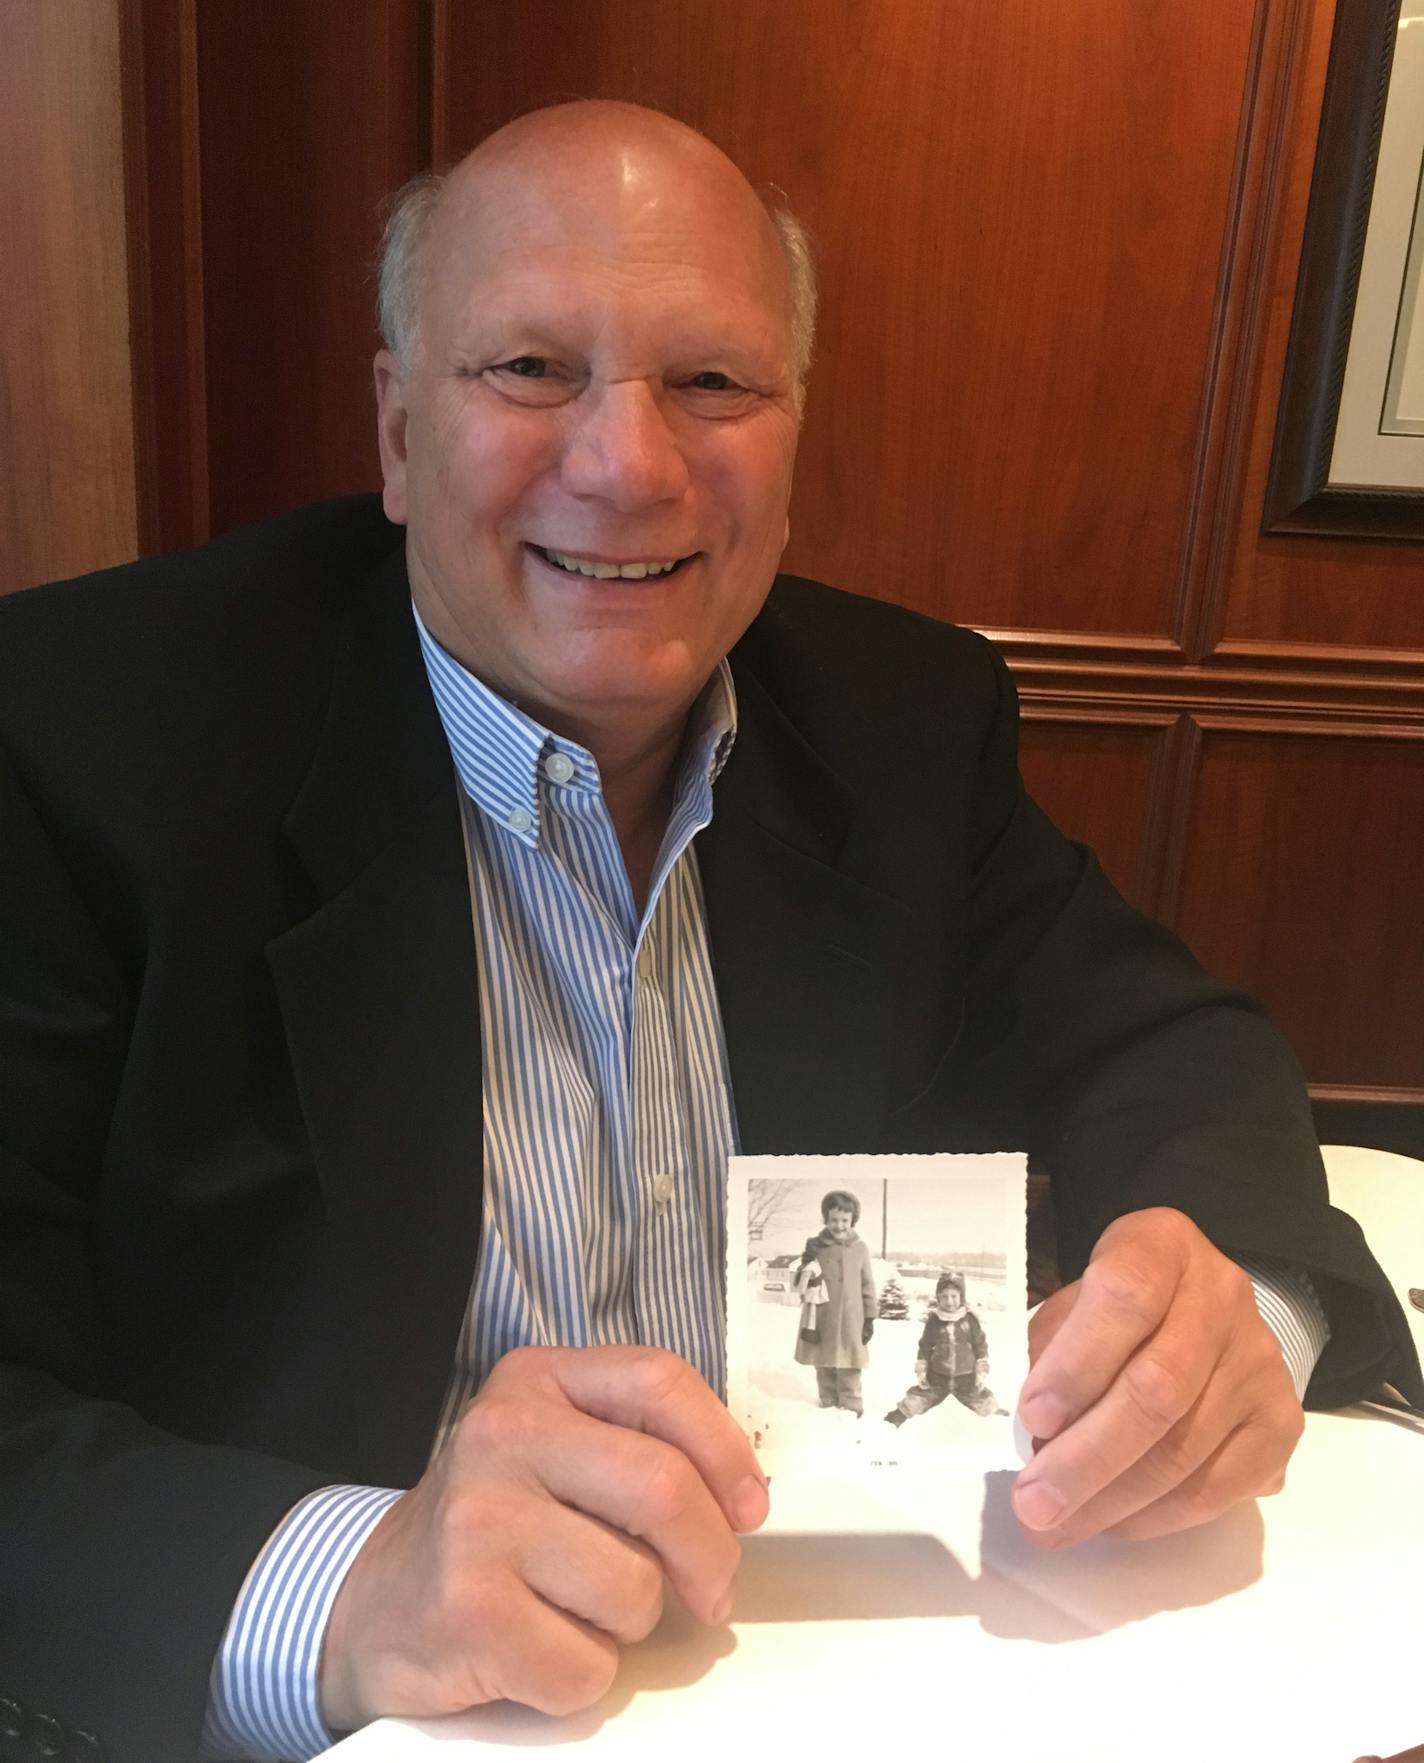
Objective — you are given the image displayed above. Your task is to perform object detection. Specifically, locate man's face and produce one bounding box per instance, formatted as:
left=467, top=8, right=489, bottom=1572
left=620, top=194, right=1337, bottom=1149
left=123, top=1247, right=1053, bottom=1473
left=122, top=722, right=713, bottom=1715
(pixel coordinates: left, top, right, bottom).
left=375, top=128, right=800, bottom=744
left=826, top=1207, right=854, bottom=1242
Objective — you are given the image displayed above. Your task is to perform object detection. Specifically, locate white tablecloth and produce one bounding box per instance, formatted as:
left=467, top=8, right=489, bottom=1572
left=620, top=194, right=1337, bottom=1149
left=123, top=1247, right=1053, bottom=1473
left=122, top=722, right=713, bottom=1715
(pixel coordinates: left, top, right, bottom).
left=316, top=1146, right=1423, bottom=1763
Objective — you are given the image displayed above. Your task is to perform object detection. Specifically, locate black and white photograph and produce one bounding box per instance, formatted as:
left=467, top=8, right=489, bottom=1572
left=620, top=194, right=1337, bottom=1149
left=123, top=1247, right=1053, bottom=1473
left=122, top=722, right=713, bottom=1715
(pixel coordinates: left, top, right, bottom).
left=727, top=1153, right=1028, bottom=1470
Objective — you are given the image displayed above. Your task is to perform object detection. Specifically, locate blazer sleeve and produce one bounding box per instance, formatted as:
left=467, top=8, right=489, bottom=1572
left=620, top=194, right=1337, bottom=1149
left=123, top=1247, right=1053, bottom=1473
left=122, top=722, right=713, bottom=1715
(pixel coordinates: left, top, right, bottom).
left=949, top=645, right=1422, bottom=1411
left=0, top=745, right=330, bottom=1763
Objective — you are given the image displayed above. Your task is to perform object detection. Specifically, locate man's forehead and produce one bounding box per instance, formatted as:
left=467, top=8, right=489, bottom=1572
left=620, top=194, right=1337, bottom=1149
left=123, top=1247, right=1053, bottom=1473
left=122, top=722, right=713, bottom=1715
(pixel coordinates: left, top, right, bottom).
left=426, top=187, right=788, bottom=359
left=437, top=157, right=774, bottom=280
left=443, top=241, right=784, bottom=323
left=444, top=144, right=644, bottom=245
left=448, top=100, right=755, bottom=217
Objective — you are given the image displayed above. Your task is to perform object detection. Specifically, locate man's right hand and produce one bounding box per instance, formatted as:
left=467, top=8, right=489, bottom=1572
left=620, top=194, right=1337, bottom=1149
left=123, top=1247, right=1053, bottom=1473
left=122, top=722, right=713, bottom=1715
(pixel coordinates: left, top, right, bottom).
left=317, top=1345, right=768, bottom=1730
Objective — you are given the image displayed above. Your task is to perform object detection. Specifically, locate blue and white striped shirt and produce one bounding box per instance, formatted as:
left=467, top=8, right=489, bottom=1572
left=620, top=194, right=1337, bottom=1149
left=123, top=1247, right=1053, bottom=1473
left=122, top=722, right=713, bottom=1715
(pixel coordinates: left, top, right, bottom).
left=426, top=619, right=739, bottom=1428
left=204, top=606, right=1329, bottom=1761
left=204, top=608, right=739, bottom=1758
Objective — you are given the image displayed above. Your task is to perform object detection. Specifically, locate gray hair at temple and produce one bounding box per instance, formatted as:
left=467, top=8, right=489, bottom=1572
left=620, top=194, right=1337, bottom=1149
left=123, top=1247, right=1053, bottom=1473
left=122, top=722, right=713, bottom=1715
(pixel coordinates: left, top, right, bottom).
left=374, top=166, right=819, bottom=419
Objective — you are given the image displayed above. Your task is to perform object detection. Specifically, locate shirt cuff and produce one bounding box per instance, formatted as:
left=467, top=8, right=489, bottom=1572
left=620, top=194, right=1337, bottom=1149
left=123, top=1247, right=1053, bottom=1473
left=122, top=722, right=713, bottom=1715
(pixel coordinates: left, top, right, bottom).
left=1237, top=1257, right=1331, bottom=1402
left=201, top=1483, right=403, bottom=1762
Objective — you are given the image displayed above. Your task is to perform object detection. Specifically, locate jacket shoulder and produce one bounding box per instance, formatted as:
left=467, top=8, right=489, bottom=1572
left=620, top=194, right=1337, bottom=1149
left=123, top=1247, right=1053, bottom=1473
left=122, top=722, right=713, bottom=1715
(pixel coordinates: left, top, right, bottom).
left=0, top=496, right=405, bottom=841
left=734, top=573, right=1009, bottom=740
left=0, top=495, right=399, bottom=642
left=753, top=573, right=1000, bottom=665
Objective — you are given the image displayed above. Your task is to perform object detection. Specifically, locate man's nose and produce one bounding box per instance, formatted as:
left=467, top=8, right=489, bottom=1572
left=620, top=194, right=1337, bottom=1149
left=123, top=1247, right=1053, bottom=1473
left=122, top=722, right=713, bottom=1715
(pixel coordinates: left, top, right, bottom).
left=560, top=380, right=690, bottom=510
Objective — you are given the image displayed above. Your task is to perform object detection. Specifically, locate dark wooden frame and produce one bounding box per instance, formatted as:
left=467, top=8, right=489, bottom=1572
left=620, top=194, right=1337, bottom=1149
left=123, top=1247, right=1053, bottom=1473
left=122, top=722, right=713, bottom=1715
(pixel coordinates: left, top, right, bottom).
left=1263, top=0, right=1424, bottom=540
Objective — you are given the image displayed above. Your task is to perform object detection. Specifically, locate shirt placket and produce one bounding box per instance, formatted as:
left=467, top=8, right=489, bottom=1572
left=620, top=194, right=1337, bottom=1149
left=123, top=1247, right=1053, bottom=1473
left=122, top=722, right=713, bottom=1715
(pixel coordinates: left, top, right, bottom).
left=635, top=761, right=726, bottom=1379
left=629, top=913, right=693, bottom=1354
left=544, top=780, right=643, bottom=1347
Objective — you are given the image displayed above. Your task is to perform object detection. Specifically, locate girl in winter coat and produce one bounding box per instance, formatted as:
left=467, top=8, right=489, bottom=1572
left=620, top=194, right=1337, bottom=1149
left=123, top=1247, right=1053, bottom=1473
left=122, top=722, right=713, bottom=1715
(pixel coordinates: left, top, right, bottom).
left=793, top=1189, right=877, bottom=1416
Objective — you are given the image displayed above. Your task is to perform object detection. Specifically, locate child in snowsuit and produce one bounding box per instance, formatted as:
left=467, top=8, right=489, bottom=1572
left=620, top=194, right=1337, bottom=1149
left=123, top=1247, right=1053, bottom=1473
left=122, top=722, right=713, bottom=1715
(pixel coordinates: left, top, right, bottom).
left=884, top=1271, right=1005, bottom=1425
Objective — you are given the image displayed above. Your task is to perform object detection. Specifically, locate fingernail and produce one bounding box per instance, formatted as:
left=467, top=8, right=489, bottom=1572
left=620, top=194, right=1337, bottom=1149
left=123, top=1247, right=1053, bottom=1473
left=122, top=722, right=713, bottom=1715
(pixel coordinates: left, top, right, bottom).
left=1014, top=1478, right=1066, bottom=1531
left=733, top=1473, right=769, bottom=1532
left=1018, top=1392, right=1069, bottom=1439
left=711, top=1584, right=735, bottom=1624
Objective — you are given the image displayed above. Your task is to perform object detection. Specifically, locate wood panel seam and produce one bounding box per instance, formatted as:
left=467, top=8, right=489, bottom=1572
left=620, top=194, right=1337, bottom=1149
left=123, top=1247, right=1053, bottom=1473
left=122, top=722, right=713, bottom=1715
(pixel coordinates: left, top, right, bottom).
left=1311, top=1085, right=1424, bottom=1105
left=1019, top=687, right=1424, bottom=734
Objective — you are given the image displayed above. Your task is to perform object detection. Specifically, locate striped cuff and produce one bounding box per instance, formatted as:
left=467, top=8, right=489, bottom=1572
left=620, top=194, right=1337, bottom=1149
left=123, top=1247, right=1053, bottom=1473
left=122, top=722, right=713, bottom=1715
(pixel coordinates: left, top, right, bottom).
left=1238, top=1257, right=1331, bottom=1402
left=201, top=1484, right=403, bottom=1762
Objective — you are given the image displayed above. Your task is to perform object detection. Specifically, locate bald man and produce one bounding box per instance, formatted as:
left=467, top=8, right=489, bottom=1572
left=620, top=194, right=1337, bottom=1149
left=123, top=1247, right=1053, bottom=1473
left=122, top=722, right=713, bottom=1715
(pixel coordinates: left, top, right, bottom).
left=1, top=102, right=1418, bottom=1763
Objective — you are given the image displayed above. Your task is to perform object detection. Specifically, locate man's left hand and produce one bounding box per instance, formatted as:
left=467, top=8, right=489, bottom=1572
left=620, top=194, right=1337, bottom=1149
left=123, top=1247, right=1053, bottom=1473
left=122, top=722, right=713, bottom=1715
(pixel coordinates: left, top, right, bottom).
left=1011, top=1207, right=1303, bottom=1548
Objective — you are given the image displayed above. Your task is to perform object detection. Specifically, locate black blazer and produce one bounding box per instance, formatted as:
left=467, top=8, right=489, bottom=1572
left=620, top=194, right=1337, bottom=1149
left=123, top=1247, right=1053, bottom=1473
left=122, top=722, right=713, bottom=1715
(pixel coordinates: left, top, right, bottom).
left=2, top=497, right=1417, bottom=1761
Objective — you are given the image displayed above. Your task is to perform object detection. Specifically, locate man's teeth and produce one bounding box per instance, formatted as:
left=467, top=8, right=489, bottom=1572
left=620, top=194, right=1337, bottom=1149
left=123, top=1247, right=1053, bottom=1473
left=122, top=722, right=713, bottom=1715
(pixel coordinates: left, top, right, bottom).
left=541, top=548, right=683, bottom=580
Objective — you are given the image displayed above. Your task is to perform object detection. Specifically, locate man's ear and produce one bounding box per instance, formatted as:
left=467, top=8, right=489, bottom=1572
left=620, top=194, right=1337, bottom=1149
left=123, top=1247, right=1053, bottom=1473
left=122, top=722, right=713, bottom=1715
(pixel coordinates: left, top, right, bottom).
left=373, top=349, right=411, bottom=525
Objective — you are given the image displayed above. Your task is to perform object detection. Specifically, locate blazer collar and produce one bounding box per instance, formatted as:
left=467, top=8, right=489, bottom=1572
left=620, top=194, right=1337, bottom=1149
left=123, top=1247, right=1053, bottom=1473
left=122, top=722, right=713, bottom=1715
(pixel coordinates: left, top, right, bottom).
left=267, top=545, right=483, bottom=1486
left=281, top=546, right=451, bottom=897
left=699, top=635, right=911, bottom=1157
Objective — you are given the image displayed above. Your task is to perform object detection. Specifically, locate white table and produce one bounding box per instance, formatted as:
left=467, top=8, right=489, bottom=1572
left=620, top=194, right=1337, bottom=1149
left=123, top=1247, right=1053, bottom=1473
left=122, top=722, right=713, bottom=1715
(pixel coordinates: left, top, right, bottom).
left=317, top=1147, right=1423, bottom=1763
left=1322, top=1143, right=1424, bottom=1363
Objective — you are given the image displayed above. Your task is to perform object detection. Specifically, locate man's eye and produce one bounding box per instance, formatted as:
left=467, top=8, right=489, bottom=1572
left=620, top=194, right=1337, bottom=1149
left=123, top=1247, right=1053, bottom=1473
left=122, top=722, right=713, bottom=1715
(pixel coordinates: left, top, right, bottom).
left=499, top=357, right=549, bottom=379
left=687, top=371, right=738, bottom=392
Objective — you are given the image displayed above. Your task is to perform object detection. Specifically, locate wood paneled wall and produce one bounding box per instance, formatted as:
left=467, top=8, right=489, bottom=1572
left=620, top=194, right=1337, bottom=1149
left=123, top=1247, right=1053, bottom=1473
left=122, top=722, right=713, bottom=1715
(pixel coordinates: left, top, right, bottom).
left=195, top=0, right=421, bottom=537
left=439, top=0, right=1424, bottom=1108
left=442, top=0, right=1253, bottom=642
left=0, top=0, right=137, bottom=588
left=116, top=0, right=422, bottom=552
left=2, top=0, right=1420, bottom=1119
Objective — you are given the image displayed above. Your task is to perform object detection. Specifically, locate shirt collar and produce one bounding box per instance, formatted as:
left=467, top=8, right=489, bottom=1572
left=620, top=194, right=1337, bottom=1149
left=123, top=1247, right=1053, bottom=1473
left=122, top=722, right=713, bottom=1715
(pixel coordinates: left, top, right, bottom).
left=412, top=601, right=738, bottom=848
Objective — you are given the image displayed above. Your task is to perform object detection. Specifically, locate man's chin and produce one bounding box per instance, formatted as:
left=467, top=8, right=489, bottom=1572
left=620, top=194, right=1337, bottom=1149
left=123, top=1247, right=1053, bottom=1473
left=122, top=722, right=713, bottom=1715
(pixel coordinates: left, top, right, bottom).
left=517, top=655, right=711, bottom=741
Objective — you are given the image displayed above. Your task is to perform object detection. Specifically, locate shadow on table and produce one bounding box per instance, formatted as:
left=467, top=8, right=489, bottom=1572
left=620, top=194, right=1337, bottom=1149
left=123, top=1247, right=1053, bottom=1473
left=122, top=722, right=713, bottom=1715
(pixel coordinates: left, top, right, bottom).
left=411, top=1472, right=1264, bottom=1747
left=727, top=1472, right=1263, bottom=1643
left=730, top=1525, right=1094, bottom=1643
left=977, top=1468, right=1265, bottom=1636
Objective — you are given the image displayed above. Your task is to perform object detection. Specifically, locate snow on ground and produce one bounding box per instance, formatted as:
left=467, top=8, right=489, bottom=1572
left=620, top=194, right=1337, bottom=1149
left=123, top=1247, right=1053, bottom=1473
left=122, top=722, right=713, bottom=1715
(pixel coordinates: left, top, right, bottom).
left=737, top=1276, right=1026, bottom=1470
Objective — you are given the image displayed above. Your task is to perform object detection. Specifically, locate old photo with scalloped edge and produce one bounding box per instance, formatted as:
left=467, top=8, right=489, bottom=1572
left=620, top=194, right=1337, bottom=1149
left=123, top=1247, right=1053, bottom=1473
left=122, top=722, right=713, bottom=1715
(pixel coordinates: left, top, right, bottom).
left=727, top=1152, right=1028, bottom=1475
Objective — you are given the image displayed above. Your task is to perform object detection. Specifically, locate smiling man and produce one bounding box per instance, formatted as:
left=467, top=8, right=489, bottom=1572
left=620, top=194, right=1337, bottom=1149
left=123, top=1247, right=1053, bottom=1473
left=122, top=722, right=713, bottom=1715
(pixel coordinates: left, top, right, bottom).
left=0, top=101, right=1419, bottom=1763
left=373, top=107, right=801, bottom=905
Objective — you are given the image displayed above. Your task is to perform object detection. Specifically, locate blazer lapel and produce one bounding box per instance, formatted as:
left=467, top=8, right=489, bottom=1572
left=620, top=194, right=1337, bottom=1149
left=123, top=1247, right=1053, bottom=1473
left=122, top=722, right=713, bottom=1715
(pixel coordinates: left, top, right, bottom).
left=699, top=661, right=910, bottom=1157
left=267, top=550, right=482, bottom=1488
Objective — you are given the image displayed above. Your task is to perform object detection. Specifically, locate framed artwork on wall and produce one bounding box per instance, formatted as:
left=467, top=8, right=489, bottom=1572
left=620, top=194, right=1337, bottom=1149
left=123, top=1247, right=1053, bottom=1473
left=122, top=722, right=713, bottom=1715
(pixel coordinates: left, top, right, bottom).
left=1264, top=0, right=1424, bottom=540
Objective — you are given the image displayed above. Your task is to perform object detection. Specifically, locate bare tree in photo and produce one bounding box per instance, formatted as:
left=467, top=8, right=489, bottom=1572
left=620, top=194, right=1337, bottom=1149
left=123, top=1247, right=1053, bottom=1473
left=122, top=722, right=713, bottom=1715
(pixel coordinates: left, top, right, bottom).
left=745, top=1179, right=801, bottom=1257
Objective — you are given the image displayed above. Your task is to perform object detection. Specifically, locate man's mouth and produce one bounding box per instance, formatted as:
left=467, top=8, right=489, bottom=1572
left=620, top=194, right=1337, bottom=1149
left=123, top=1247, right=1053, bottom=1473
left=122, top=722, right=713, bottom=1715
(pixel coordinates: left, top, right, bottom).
left=530, top=544, right=695, bottom=581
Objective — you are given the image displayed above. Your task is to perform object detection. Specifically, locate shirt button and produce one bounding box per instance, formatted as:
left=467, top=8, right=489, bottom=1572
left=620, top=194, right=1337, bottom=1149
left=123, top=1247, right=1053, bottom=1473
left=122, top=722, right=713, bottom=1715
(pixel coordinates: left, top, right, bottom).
left=543, top=752, right=575, bottom=785
left=652, top=1172, right=675, bottom=1208
left=506, top=806, right=533, bottom=834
